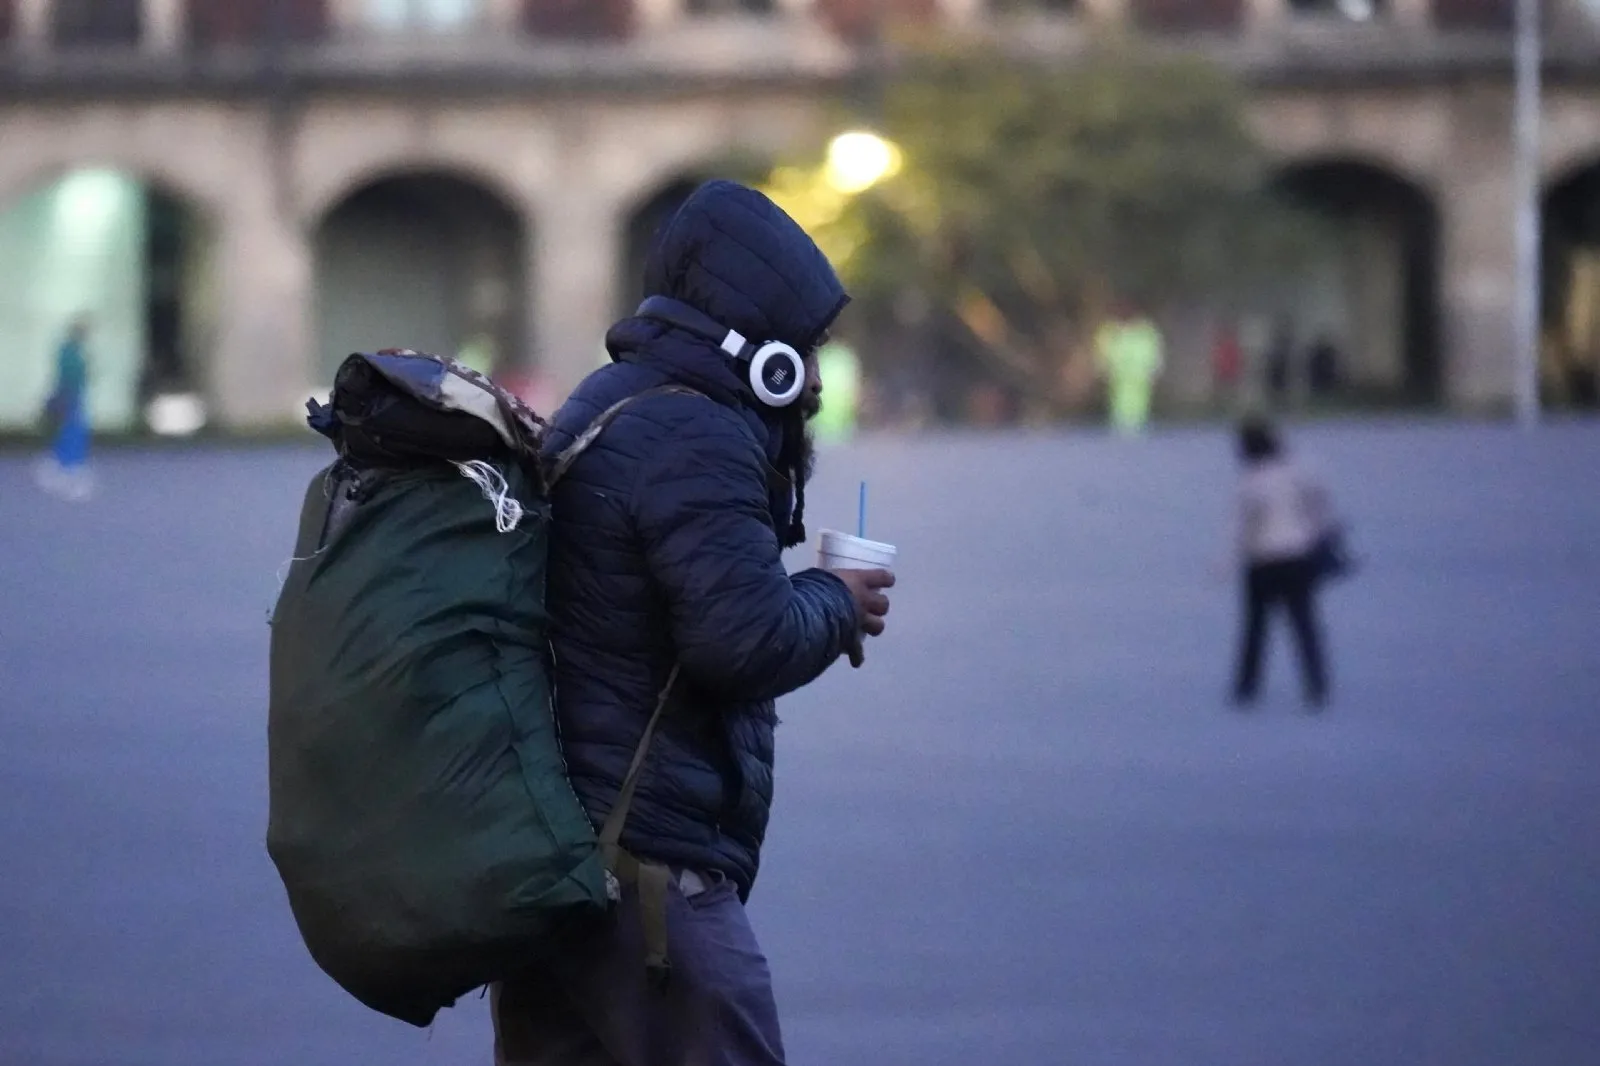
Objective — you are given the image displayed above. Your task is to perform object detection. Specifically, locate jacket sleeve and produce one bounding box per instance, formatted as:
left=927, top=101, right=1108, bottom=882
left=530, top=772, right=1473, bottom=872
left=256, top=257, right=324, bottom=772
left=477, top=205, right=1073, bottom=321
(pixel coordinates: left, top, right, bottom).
left=631, top=413, right=860, bottom=702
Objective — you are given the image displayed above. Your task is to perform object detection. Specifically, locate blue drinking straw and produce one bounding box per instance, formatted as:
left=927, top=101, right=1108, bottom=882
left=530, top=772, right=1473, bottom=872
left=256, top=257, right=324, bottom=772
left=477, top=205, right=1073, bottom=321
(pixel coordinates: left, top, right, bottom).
left=857, top=480, right=867, bottom=540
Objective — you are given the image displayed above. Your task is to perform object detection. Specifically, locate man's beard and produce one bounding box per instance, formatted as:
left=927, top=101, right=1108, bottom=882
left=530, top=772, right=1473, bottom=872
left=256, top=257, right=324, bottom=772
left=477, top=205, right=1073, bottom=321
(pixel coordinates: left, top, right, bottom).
left=796, top=391, right=823, bottom=482
left=796, top=424, right=817, bottom=487
left=790, top=401, right=818, bottom=488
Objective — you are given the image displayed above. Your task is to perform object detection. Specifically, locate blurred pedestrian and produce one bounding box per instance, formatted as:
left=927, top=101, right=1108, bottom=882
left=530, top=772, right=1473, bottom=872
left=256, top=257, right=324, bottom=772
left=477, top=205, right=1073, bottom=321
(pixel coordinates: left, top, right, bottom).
left=1095, top=303, right=1164, bottom=435
left=1308, top=334, right=1343, bottom=399
left=1212, top=321, right=1243, bottom=410
left=35, top=317, right=95, bottom=502
left=1264, top=318, right=1293, bottom=403
left=812, top=338, right=861, bottom=443
left=1230, top=417, right=1335, bottom=710
left=456, top=329, right=499, bottom=376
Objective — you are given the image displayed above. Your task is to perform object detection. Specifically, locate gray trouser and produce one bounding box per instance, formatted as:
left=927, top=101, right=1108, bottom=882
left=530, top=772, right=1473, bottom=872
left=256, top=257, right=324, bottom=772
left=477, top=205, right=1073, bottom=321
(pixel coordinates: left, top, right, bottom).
left=491, top=870, right=786, bottom=1066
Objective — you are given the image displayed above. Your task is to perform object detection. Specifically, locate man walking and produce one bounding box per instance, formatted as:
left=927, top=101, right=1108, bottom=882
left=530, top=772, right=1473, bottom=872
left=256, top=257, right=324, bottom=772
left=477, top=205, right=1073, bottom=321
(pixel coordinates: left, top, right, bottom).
left=492, top=180, right=894, bottom=1065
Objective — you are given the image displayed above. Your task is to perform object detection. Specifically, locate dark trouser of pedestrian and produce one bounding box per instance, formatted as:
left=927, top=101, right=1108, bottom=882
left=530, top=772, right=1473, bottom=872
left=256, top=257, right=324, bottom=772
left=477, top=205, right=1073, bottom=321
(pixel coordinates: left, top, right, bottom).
left=491, top=868, right=786, bottom=1066
left=1234, top=555, right=1329, bottom=708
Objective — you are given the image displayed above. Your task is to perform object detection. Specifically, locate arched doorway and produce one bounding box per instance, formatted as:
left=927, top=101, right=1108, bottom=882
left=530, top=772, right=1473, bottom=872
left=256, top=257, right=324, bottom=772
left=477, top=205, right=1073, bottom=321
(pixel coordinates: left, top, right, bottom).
left=0, top=169, right=215, bottom=434
left=312, top=171, right=528, bottom=387
left=619, top=162, right=773, bottom=321
left=1265, top=159, right=1441, bottom=405
left=1541, top=159, right=1600, bottom=410
left=620, top=177, right=702, bottom=320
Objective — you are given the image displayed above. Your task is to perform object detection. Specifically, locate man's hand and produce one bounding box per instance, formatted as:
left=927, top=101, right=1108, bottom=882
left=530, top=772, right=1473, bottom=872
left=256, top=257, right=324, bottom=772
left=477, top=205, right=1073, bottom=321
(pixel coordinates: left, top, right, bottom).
left=829, top=568, right=895, bottom=667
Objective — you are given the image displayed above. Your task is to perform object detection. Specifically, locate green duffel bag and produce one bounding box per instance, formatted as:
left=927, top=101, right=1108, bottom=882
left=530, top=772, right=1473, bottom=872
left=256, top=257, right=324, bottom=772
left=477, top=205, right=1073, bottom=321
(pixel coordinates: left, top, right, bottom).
left=267, top=352, right=680, bottom=1027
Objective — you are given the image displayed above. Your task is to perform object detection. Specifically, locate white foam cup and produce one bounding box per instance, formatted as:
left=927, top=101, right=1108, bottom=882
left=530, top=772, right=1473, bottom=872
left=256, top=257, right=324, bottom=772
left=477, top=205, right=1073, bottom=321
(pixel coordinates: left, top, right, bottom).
left=817, top=529, right=897, bottom=573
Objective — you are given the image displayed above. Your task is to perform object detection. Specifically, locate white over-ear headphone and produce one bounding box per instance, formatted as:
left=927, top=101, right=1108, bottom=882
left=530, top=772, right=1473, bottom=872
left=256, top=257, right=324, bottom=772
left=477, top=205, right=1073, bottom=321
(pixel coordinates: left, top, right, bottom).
left=637, top=296, right=806, bottom=409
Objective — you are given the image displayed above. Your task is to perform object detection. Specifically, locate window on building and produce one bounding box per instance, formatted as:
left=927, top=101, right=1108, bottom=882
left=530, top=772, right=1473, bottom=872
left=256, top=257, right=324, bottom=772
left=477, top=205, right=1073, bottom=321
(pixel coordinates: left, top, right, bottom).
left=522, top=0, right=634, bottom=37
left=1432, top=0, right=1515, bottom=29
left=188, top=0, right=328, bottom=47
left=988, top=0, right=1081, bottom=12
left=1129, top=0, right=1243, bottom=32
left=51, top=0, right=142, bottom=47
left=684, top=0, right=778, bottom=13
left=1287, top=0, right=1387, bottom=20
left=367, top=0, right=489, bottom=31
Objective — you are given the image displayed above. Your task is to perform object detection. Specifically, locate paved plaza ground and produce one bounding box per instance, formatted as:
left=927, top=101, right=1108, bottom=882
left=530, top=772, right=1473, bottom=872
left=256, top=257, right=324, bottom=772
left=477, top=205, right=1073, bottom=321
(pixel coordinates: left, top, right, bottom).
left=2, top=418, right=1597, bottom=1066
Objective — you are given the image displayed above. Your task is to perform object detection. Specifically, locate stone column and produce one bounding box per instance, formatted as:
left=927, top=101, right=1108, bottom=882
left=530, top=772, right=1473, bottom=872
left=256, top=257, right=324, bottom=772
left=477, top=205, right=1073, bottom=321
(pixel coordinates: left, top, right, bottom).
left=1439, top=88, right=1517, bottom=411
left=1392, top=0, right=1430, bottom=29
left=143, top=0, right=185, bottom=52
left=484, top=0, right=522, bottom=31
left=636, top=0, right=685, bottom=30
left=211, top=187, right=316, bottom=428
left=327, top=0, right=368, bottom=34
left=16, top=0, right=51, bottom=51
left=1245, top=0, right=1289, bottom=33
left=1079, top=0, right=1130, bottom=26
left=936, top=0, right=983, bottom=27
left=526, top=182, right=626, bottom=405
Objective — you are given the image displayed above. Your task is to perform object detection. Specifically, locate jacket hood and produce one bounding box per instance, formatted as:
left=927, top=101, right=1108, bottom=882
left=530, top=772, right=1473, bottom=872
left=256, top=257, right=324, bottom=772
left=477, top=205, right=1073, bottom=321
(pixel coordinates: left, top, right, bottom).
left=605, top=179, right=848, bottom=484
left=637, top=179, right=848, bottom=354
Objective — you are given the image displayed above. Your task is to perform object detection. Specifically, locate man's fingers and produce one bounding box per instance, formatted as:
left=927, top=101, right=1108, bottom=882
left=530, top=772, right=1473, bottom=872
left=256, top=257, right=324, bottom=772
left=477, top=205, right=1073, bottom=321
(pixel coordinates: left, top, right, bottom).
left=864, top=568, right=896, bottom=589
left=863, top=591, right=891, bottom=618
left=860, top=614, right=886, bottom=638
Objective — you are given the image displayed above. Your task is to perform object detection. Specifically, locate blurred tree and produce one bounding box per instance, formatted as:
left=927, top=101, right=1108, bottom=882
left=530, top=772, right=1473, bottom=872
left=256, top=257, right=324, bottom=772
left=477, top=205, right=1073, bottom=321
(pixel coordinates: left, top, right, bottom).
left=805, top=44, right=1326, bottom=416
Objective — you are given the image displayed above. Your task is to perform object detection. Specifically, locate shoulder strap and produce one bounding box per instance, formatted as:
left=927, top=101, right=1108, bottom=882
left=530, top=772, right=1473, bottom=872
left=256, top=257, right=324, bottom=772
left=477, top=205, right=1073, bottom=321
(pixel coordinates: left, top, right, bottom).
left=545, top=384, right=704, bottom=488
left=599, top=664, right=680, bottom=853
left=597, top=664, right=681, bottom=986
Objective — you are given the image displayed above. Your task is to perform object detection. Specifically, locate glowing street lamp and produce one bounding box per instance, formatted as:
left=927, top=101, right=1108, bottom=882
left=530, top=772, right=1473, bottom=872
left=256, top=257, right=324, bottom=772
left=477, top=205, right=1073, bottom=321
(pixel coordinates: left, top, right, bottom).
left=824, top=130, right=902, bottom=196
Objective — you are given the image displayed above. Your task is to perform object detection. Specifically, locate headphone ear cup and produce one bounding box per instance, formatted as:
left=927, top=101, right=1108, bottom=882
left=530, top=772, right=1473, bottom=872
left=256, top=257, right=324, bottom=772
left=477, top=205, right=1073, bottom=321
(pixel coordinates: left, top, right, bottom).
left=748, top=342, right=806, bottom=408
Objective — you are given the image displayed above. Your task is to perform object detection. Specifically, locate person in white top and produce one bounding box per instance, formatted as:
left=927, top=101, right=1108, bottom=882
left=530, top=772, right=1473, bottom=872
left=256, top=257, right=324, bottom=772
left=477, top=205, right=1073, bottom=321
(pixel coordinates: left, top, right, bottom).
left=1232, top=417, right=1333, bottom=709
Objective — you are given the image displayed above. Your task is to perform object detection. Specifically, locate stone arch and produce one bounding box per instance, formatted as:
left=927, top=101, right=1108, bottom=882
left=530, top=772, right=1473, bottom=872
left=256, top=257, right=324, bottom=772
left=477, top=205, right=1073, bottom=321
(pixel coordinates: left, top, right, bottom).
left=1540, top=87, right=1600, bottom=186
left=592, top=93, right=830, bottom=218
left=1540, top=154, right=1600, bottom=408
left=1249, top=90, right=1450, bottom=196
left=311, top=169, right=531, bottom=387
left=0, top=166, right=221, bottom=432
left=1263, top=156, right=1443, bottom=404
left=0, top=160, right=224, bottom=231
left=300, top=154, right=532, bottom=234
left=0, top=105, right=262, bottom=227
left=616, top=156, right=778, bottom=317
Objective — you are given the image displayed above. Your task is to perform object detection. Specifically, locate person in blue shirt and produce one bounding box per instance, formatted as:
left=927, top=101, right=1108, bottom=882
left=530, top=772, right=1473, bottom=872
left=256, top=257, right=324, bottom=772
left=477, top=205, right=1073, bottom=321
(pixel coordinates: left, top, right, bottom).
left=36, top=317, right=95, bottom=501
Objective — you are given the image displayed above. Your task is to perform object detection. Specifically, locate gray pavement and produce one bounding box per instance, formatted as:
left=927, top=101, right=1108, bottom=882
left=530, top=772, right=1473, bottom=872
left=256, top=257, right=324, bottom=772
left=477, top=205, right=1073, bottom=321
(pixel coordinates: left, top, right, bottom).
left=1, top=419, right=1597, bottom=1066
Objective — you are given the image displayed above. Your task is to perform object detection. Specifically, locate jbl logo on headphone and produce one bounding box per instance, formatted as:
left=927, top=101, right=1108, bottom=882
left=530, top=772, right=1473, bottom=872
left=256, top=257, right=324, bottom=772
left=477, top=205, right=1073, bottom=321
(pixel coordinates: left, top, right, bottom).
left=767, top=365, right=792, bottom=388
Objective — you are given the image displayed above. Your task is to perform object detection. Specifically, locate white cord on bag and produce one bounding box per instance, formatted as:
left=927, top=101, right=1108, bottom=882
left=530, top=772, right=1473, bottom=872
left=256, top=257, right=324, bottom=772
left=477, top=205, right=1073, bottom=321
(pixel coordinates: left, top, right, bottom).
left=453, top=460, right=526, bottom=533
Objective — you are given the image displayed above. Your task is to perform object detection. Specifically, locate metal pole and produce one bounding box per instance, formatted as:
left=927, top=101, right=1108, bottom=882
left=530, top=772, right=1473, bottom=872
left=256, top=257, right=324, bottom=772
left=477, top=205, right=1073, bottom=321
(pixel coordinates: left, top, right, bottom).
left=1512, top=0, right=1543, bottom=427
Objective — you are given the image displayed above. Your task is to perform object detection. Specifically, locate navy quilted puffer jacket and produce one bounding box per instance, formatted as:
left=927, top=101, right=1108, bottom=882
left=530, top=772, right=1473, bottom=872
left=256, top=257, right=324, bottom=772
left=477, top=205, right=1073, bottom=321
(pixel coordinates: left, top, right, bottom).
left=540, top=180, right=860, bottom=899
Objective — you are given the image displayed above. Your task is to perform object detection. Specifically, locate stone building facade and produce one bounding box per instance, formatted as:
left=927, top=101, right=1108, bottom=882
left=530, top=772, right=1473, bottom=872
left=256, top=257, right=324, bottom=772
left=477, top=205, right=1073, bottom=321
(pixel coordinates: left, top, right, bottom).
left=1, top=0, right=1598, bottom=426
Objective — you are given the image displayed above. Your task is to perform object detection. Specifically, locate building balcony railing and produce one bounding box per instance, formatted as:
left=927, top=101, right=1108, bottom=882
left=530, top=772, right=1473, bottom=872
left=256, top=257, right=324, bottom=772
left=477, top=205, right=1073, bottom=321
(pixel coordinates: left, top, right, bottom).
left=0, top=0, right=1595, bottom=91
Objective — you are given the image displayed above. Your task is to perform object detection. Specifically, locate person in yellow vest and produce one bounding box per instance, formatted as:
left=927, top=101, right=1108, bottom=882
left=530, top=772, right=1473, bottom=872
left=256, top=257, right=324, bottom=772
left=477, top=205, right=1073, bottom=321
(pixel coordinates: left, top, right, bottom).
left=456, top=330, right=499, bottom=377
left=811, top=339, right=862, bottom=443
left=1095, top=305, right=1165, bottom=435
